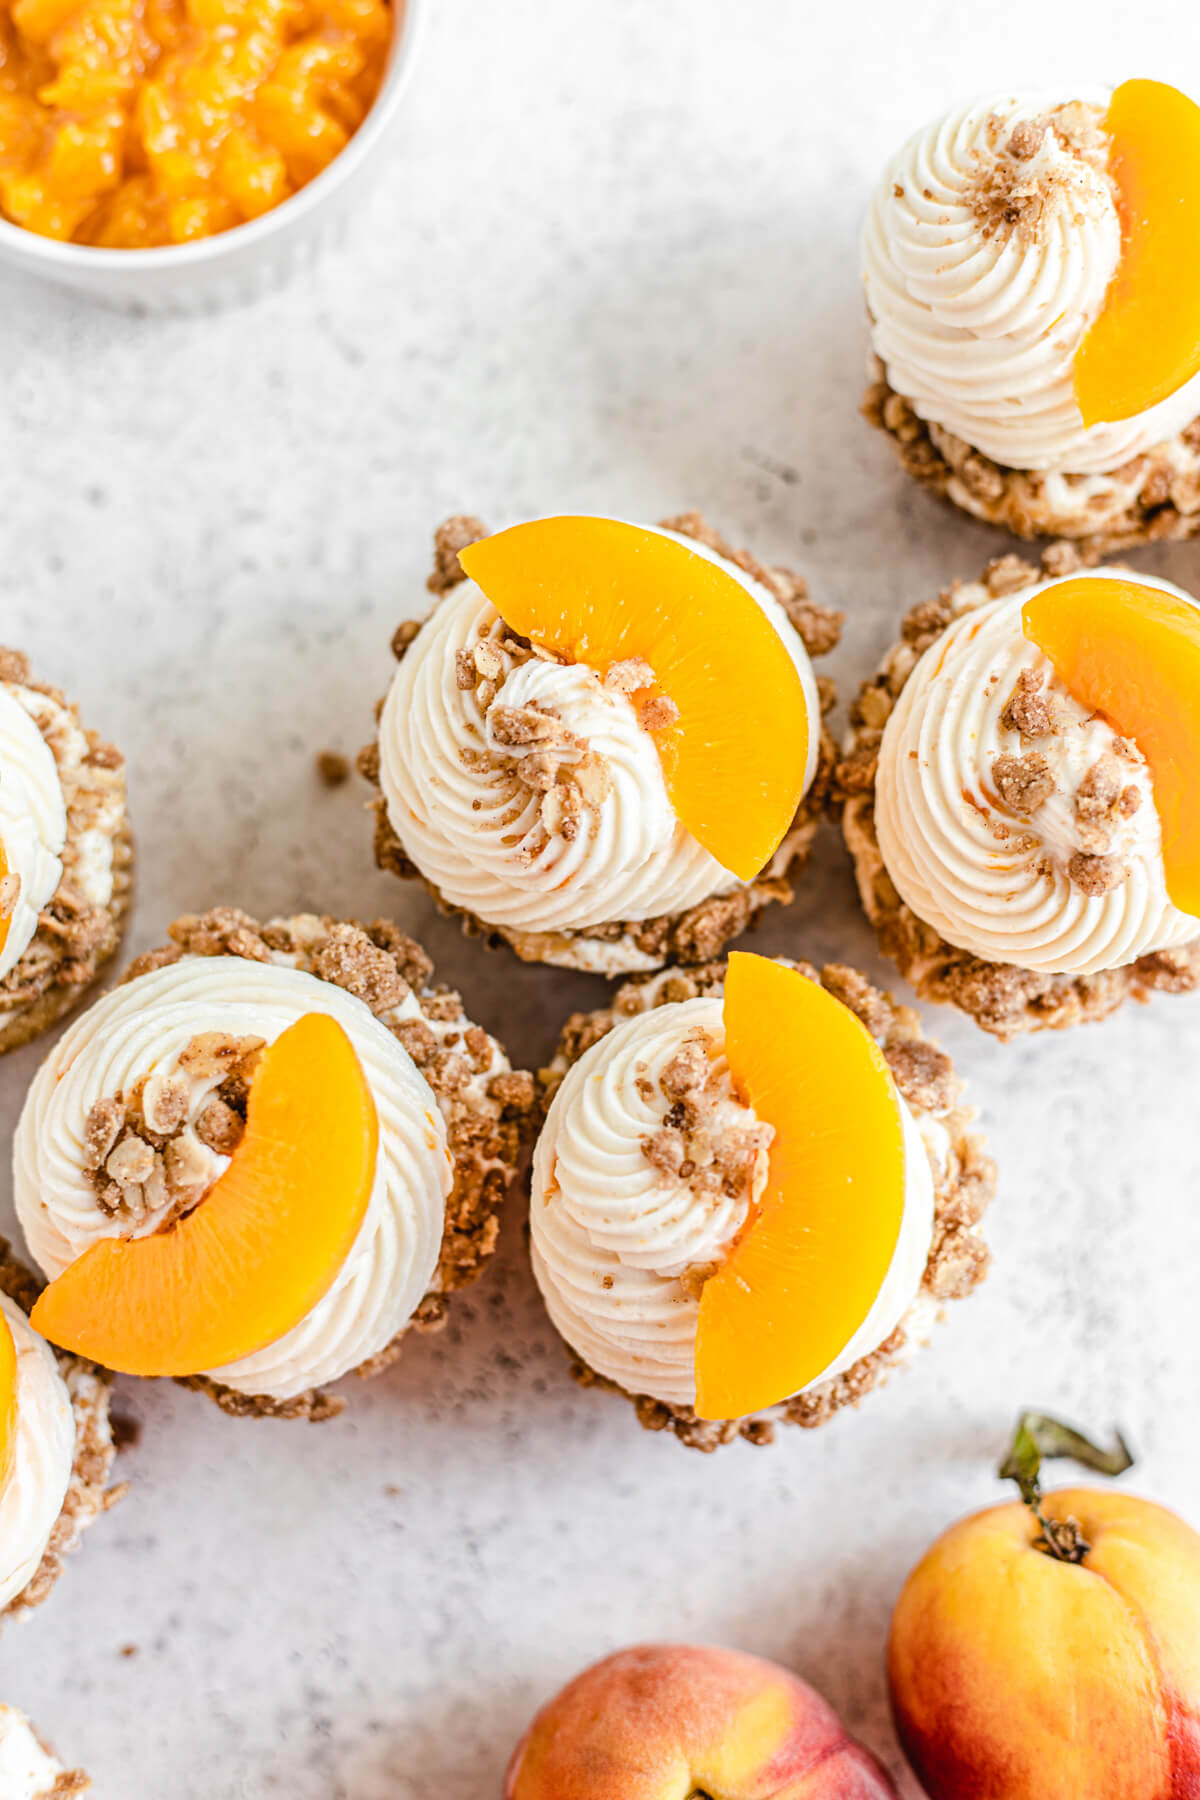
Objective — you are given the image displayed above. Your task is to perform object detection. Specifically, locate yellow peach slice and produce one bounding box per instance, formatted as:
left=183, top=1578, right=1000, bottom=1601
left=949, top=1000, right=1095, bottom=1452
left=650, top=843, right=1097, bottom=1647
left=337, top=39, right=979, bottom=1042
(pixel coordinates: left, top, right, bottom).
left=0, top=1309, right=16, bottom=1494
left=0, top=842, right=10, bottom=961
left=1022, top=575, right=1200, bottom=918
left=1075, top=79, right=1200, bottom=425
left=457, top=517, right=810, bottom=882
left=694, top=953, right=906, bottom=1421
left=31, top=1013, right=378, bottom=1376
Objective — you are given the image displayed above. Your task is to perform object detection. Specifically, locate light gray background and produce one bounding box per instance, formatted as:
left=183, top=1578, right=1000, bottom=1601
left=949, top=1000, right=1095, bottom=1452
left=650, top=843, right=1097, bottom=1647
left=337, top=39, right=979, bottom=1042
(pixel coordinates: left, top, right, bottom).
left=2, top=3, right=1199, bottom=1794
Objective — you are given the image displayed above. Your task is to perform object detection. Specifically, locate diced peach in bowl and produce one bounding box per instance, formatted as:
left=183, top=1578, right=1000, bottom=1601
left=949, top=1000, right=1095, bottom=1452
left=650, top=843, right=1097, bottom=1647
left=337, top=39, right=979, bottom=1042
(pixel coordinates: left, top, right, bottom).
left=0, top=0, right=423, bottom=309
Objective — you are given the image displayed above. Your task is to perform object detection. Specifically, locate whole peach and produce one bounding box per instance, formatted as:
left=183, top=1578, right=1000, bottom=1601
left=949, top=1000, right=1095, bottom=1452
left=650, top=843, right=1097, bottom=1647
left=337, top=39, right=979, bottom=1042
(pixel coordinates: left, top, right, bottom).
left=505, top=1642, right=898, bottom=1798
left=889, top=1486, right=1200, bottom=1799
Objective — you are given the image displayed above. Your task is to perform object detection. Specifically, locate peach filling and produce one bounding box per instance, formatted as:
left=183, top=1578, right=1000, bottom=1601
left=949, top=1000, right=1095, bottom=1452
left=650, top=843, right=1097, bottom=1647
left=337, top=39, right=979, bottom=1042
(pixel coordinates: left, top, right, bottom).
left=1022, top=576, right=1200, bottom=919
left=0, top=1308, right=15, bottom=1494
left=31, top=1011, right=378, bottom=1376
left=0, top=0, right=394, bottom=246
left=1074, top=79, right=1200, bottom=426
left=458, top=517, right=811, bottom=883
left=694, top=953, right=907, bottom=1422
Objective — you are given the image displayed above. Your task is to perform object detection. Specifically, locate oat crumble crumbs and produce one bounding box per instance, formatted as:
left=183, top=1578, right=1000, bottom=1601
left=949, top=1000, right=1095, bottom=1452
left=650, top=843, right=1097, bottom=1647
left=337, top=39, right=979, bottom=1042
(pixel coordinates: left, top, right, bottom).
left=639, top=1028, right=772, bottom=1207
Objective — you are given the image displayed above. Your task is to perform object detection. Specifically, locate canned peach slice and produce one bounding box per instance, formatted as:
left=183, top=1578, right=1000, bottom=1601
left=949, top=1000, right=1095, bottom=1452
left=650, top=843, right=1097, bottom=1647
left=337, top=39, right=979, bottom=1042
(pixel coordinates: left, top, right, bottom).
left=32, top=1013, right=378, bottom=1377
left=1022, top=576, right=1200, bottom=918
left=458, top=517, right=811, bottom=883
left=1075, top=79, right=1200, bottom=425
left=694, top=953, right=907, bottom=1422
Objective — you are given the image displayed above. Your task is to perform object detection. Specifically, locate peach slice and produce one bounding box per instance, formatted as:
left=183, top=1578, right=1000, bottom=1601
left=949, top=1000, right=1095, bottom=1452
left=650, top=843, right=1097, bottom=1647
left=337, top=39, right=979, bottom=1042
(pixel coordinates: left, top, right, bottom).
left=0, top=1308, right=16, bottom=1494
left=1074, top=79, right=1200, bottom=426
left=694, top=953, right=906, bottom=1421
left=457, top=517, right=810, bottom=882
left=31, top=1013, right=378, bottom=1376
left=0, top=842, right=11, bottom=961
left=1022, top=575, right=1200, bottom=918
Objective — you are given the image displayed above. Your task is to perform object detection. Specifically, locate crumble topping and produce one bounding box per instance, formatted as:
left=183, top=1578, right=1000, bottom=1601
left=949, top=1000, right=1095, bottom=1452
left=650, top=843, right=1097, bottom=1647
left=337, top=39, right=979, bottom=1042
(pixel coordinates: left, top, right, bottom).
left=969, top=103, right=1110, bottom=248
left=993, top=751, right=1054, bottom=816
left=82, top=1033, right=264, bottom=1230
left=639, top=1028, right=772, bottom=1212
left=315, top=749, right=351, bottom=788
left=991, top=673, right=1147, bottom=897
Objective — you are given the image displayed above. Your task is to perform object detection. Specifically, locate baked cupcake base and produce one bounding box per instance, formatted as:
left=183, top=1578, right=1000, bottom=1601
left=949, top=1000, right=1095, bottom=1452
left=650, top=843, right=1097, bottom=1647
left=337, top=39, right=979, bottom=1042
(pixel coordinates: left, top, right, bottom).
left=0, top=1240, right=122, bottom=1623
left=864, top=361, right=1200, bottom=555
left=120, top=908, right=536, bottom=1420
left=539, top=960, right=994, bottom=1453
left=0, top=649, right=132, bottom=1057
left=839, top=552, right=1200, bottom=1040
left=359, top=513, right=842, bottom=977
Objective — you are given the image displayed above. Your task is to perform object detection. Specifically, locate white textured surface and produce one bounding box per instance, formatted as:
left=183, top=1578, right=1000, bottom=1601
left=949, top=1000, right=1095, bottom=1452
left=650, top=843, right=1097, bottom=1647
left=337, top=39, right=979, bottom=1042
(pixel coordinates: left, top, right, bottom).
left=1, top=4, right=1199, bottom=1796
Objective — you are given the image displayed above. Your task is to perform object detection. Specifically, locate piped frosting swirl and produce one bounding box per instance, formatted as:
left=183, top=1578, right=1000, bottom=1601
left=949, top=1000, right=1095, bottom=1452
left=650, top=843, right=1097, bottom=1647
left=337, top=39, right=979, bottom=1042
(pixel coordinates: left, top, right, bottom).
left=863, top=91, right=1200, bottom=473
left=874, top=569, right=1199, bottom=976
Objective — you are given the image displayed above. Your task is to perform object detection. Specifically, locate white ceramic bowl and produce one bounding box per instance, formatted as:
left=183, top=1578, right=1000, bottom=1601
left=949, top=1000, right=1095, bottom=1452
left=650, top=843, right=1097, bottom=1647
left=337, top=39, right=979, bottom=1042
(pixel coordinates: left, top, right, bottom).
left=0, top=0, right=423, bottom=314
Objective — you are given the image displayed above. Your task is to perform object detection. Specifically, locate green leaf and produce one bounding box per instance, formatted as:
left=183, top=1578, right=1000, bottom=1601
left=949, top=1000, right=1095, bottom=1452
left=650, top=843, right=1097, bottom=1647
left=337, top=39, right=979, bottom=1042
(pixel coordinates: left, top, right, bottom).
left=999, top=1411, right=1134, bottom=1494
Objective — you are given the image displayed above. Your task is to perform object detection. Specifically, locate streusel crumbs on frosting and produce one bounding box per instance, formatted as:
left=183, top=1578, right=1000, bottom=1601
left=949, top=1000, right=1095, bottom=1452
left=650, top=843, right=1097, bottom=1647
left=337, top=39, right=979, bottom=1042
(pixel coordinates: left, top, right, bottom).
left=81, top=1032, right=265, bottom=1232
left=638, top=1027, right=773, bottom=1230
left=966, top=103, right=1111, bottom=247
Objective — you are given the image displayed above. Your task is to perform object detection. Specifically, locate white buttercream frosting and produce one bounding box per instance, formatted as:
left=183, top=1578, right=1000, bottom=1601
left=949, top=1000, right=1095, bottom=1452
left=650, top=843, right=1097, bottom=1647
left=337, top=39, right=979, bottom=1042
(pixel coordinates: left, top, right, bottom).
left=377, top=523, right=819, bottom=936
left=0, top=1295, right=75, bottom=1614
left=0, top=686, right=68, bottom=983
left=863, top=90, right=1200, bottom=474
left=529, top=992, right=935, bottom=1410
left=875, top=569, right=1200, bottom=976
left=14, top=956, right=454, bottom=1401
left=0, top=1706, right=73, bottom=1799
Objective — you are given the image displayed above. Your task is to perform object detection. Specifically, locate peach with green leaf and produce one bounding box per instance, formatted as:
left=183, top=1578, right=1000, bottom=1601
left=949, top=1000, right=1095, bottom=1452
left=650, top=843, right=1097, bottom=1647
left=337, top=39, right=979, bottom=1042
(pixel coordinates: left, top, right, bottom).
left=889, top=1412, right=1200, bottom=1800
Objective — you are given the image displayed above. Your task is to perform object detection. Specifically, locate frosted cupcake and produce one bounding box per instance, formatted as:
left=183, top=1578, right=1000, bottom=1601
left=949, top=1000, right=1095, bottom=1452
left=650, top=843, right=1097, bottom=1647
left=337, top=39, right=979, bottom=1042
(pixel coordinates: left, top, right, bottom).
left=0, top=648, right=130, bottom=1054
left=16, top=910, right=535, bottom=1420
left=0, top=1242, right=119, bottom=1624
left=863, top=81, right=1200, bottom=549
left=0, top=1706, right=89, bottom=1796
left=532, top=952, right=993, bottom=1451
left=360, top=514, right=841, bottom=975
left=841, top=555, right=1200, bottom=1036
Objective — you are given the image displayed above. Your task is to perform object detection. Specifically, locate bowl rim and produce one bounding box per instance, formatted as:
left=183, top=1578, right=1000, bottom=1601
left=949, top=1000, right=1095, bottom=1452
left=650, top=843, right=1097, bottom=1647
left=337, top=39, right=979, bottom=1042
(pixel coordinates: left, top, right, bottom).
left=0, top=0, right=423, bottom=272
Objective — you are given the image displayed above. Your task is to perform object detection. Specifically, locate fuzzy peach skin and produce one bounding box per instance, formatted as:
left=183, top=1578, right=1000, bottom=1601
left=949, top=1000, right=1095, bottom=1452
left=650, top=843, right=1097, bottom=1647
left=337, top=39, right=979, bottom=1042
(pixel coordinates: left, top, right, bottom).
left=505, top=1643, right=898, bottom=1799
left=888, top=1488, right=1200, bottom=1800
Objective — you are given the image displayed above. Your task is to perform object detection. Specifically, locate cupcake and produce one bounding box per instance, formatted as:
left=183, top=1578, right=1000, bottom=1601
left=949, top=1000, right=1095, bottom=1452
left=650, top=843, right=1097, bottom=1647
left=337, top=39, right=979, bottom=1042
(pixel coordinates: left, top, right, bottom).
left=862, top=81, right=1200, bottom=549
left=531, top=952, right=993, bottom=1451
left=0, top=1241, right=119, bottom=1624
left=15, top=909, right=535, bottom=1420
left=841, top=555, right=1200, bottom=1038
left=0, top=647, right=130, bottom=1054
left=0, top=1705, right=89, bottom=1797
left=360, top=513, right=841, bottom=975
